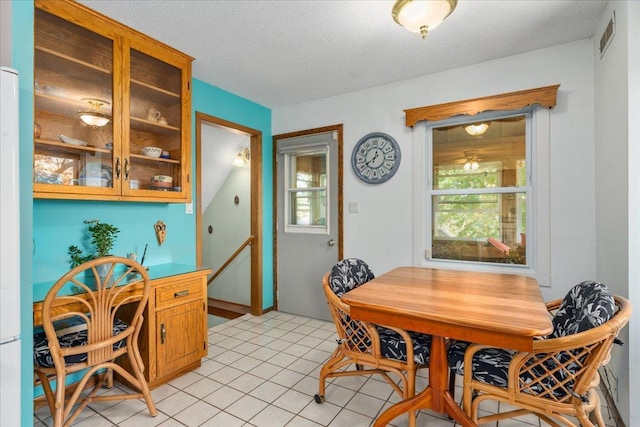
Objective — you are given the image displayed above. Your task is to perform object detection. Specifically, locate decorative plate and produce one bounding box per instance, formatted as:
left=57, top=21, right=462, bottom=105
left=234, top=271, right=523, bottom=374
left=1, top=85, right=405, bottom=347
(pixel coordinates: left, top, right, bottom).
left=59, top=134, right=88, bottom=147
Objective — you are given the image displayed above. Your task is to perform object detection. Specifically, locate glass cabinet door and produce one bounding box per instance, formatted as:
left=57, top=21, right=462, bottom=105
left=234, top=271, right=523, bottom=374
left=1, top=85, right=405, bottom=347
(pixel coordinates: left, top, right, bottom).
left=125, top=48, right=184, bottom=197
left=34, top=8, right=117, bottom=196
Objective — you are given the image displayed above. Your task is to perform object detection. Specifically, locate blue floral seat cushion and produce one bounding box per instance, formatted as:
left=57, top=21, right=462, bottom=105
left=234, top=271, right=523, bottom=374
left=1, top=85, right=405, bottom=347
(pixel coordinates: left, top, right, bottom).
left=377, top=326, right=431, bottom=365
left=329, top=258, right=375, bottom=297
left=34, top=318, right=129, bottom=369
left=448, top=281, right=615, bottom=394
left=448, top=341, right=515, bottom=386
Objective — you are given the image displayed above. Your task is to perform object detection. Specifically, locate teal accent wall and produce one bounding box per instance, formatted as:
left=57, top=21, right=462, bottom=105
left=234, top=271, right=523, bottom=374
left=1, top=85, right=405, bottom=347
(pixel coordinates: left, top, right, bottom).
left=191, top=79, right=274, bottom=309
left=32, top=201, right=197, bottom=281
left=13, top=1, right=273, bottom=423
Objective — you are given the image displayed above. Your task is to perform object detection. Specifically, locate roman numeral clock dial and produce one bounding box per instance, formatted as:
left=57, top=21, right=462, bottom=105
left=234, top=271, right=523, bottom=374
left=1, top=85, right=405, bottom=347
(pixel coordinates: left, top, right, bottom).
left=351, top=132, right=401, bottom=184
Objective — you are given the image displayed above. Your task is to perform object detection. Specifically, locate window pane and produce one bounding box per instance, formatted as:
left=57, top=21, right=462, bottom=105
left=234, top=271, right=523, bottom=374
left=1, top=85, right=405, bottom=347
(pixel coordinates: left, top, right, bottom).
left=433, top=116, right=526, bottom=190
left=432, top=192, right=526, bottom=264
left=289, top=190, right=327, bottom=226
left=291, top=153, right=326, bottom=189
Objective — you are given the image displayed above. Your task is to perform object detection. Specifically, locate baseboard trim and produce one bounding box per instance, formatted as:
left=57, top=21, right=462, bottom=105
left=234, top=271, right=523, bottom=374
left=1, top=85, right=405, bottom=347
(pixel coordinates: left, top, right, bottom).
left=207, top=298, right=251, bottom=319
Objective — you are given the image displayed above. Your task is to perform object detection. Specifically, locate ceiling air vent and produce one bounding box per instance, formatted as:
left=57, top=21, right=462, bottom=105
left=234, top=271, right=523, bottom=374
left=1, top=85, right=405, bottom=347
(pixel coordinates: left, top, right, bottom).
left=599, top=11, right=615, bottom=59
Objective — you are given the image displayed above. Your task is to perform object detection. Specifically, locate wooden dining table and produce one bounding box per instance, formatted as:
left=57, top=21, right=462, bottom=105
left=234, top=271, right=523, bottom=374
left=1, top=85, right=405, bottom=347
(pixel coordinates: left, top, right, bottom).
left=341, top=266, right=553, bottom=427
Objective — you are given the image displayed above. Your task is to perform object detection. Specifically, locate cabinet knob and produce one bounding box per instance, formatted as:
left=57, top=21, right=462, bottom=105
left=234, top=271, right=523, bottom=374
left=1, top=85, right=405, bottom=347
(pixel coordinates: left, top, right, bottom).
left=160, top=323, right=166, bottom=344
left=115, top=158, right=121, bottom=179
left=174, top=290, right=189, bottom=298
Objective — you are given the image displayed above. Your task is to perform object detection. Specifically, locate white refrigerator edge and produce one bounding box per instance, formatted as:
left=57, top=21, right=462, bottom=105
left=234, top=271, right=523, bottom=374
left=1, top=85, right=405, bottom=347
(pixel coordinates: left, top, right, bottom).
left=0, top=66, right=21, bottom=427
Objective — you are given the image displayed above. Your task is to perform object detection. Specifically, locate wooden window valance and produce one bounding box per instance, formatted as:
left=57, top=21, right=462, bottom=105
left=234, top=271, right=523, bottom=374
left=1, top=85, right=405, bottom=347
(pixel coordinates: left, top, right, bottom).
left=403, top=84, right=560, bottom=127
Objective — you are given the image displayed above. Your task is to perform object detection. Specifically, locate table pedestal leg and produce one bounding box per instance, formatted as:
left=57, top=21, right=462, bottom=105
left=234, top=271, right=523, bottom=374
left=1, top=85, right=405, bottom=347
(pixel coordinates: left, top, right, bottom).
left=373, top=336, right=477, bottom=427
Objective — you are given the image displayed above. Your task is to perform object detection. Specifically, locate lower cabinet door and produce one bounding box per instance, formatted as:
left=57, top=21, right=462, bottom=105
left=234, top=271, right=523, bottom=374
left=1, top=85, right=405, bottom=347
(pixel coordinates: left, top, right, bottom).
left=156, top=299, right=204, bottom=378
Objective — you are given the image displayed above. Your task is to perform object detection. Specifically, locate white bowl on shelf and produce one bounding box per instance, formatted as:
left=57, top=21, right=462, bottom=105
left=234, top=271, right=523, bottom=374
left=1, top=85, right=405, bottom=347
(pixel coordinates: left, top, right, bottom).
left=151, top=175, right=173, bottom=188
left=141, top=146, right=162, bottom=158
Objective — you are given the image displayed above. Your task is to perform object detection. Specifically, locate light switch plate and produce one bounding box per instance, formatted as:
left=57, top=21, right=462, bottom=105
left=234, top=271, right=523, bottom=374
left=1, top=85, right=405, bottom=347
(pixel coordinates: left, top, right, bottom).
left=185, top=202, right=193, bottom=214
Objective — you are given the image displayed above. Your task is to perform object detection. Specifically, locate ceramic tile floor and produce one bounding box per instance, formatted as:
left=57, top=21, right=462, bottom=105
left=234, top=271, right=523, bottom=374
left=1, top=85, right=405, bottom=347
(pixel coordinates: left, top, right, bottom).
left=34, top=311, right=618, bottom=427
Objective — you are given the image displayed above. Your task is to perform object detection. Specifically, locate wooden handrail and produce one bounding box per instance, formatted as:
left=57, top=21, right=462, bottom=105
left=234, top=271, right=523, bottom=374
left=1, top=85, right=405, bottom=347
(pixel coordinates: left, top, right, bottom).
left=207, top=235, right=254, bottom=286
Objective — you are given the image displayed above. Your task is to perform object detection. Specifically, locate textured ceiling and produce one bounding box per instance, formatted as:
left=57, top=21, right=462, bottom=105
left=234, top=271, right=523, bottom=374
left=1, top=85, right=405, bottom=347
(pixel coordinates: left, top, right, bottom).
left=79, top=0, right=607, bottom=109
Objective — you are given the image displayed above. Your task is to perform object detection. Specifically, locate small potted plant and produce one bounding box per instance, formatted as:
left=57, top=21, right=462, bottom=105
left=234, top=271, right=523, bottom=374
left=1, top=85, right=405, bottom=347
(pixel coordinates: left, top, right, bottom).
left=68, top=219, right=120, bottom=272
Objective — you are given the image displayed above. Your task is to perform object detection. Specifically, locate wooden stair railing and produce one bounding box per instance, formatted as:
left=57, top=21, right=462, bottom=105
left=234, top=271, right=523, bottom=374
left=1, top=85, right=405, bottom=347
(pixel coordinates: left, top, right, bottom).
left=207, top=235, right=254, bottom=286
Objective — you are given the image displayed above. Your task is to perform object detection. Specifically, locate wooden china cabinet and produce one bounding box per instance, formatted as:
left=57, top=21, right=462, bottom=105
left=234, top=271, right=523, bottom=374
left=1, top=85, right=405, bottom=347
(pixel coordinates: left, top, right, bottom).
left=31, top=0, right=204, bottom=390
left=33, top=0, right=193, bottom=202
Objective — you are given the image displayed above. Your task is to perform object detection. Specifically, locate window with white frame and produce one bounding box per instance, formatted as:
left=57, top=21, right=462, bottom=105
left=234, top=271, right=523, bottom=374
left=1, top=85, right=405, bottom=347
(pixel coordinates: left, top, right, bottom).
left=427, top=112, right=531, bottom=265
left=284, top=147, right=329, bottom=234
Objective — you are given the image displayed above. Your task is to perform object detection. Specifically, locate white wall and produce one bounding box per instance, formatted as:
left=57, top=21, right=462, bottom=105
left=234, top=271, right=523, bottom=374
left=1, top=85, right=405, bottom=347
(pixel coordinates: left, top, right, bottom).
left=626, top=2, right=640, bottom=425
left=274, top=40, right=596, bottom=303
left=594, top=1, right=638, bottom=424
left=200, top=123, right=250, bottom=213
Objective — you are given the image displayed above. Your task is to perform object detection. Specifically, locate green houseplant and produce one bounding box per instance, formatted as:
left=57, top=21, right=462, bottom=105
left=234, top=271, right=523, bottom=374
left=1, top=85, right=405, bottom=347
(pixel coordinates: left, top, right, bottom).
left=68, top=219, right=120, bottom=268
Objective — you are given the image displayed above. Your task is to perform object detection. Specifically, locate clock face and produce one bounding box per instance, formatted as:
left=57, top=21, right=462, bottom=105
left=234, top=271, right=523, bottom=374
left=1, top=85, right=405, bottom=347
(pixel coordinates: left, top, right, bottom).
left=351, top=132, right=401, bottom=184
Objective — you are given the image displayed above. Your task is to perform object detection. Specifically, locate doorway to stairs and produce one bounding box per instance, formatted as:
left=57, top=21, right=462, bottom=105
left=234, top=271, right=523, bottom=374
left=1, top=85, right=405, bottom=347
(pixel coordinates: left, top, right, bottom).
left=196, top=112, right=263, bottom=319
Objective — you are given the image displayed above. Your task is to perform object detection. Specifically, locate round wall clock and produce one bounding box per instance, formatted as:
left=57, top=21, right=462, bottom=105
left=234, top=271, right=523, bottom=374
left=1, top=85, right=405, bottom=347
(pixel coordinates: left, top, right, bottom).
left=351, top=132, right=401, bottom=184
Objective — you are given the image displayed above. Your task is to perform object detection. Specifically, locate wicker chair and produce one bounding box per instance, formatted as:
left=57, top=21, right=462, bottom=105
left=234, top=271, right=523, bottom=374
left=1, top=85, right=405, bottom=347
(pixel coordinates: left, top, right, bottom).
left=34, top=256, right=157, bottom=427
left=450, top=281, right=631, bottom=426
left=314, top=259, right=431, bottom=423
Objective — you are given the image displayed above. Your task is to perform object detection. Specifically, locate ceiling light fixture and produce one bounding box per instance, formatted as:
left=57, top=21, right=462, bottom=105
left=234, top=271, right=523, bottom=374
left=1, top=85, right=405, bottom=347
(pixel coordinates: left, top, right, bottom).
left=78, top=98, right=111, bottom=128
left=464, top=122, right=489, bottom=136
left=392, top=0, right=458, bottom=40
left=232, top=147, right=250, bottom=167
left=463, top=150, right=479, bottom=171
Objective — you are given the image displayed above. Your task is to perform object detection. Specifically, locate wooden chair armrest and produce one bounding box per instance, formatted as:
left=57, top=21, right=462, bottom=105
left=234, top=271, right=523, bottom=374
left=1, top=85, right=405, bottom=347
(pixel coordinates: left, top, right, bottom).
left=325, top=281, right=383, bottom=356
left=462, top=343, right=497, bottom=383
left=545, top=298, right=562, bottom=310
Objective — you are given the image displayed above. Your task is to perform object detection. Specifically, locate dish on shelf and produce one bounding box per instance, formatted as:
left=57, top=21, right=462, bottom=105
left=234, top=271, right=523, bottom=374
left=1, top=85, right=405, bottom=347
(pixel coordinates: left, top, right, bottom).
left=150, top=182, right=172, bottom=188
left=59, top=134, right=88, bottom=146
left=151, top=175, right=172, bottom=188
left=141, top=146, right=162, bottom=158
left=148, top=185, right=174, bottom=191
left=152, top=175, right=172, bottom=183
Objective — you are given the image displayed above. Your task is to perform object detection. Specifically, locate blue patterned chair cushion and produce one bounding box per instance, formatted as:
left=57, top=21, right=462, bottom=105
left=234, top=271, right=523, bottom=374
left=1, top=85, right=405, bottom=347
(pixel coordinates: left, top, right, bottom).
left=448, top=281, right=616, bottom=395
left=377, top=326, right=431, bottom=365
left=34, top=318, right=129, bottom=369
left=448, top=341, right=515, bottom=386
left=550, top=281, right=615, bottom=338
left=329, top=258, right=374, bottom=297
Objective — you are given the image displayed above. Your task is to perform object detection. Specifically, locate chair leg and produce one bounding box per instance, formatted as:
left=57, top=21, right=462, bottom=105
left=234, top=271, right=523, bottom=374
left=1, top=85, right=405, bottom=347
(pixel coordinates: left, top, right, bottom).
left=444, top=369, right=458, bottom=421
left=35, top=371, right=56, bottom=421
left=448, top=369, right=456, bottom=401
left=126, top=348, right=157, bottom=416
left=316, top=348, right=342, bottom=402
left=53, top=371, right=66, bottom=427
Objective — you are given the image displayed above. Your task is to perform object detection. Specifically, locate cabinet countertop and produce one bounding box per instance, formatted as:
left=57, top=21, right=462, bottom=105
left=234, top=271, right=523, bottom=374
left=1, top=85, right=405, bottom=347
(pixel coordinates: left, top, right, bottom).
left=33, top=263, right=212, bottom=302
